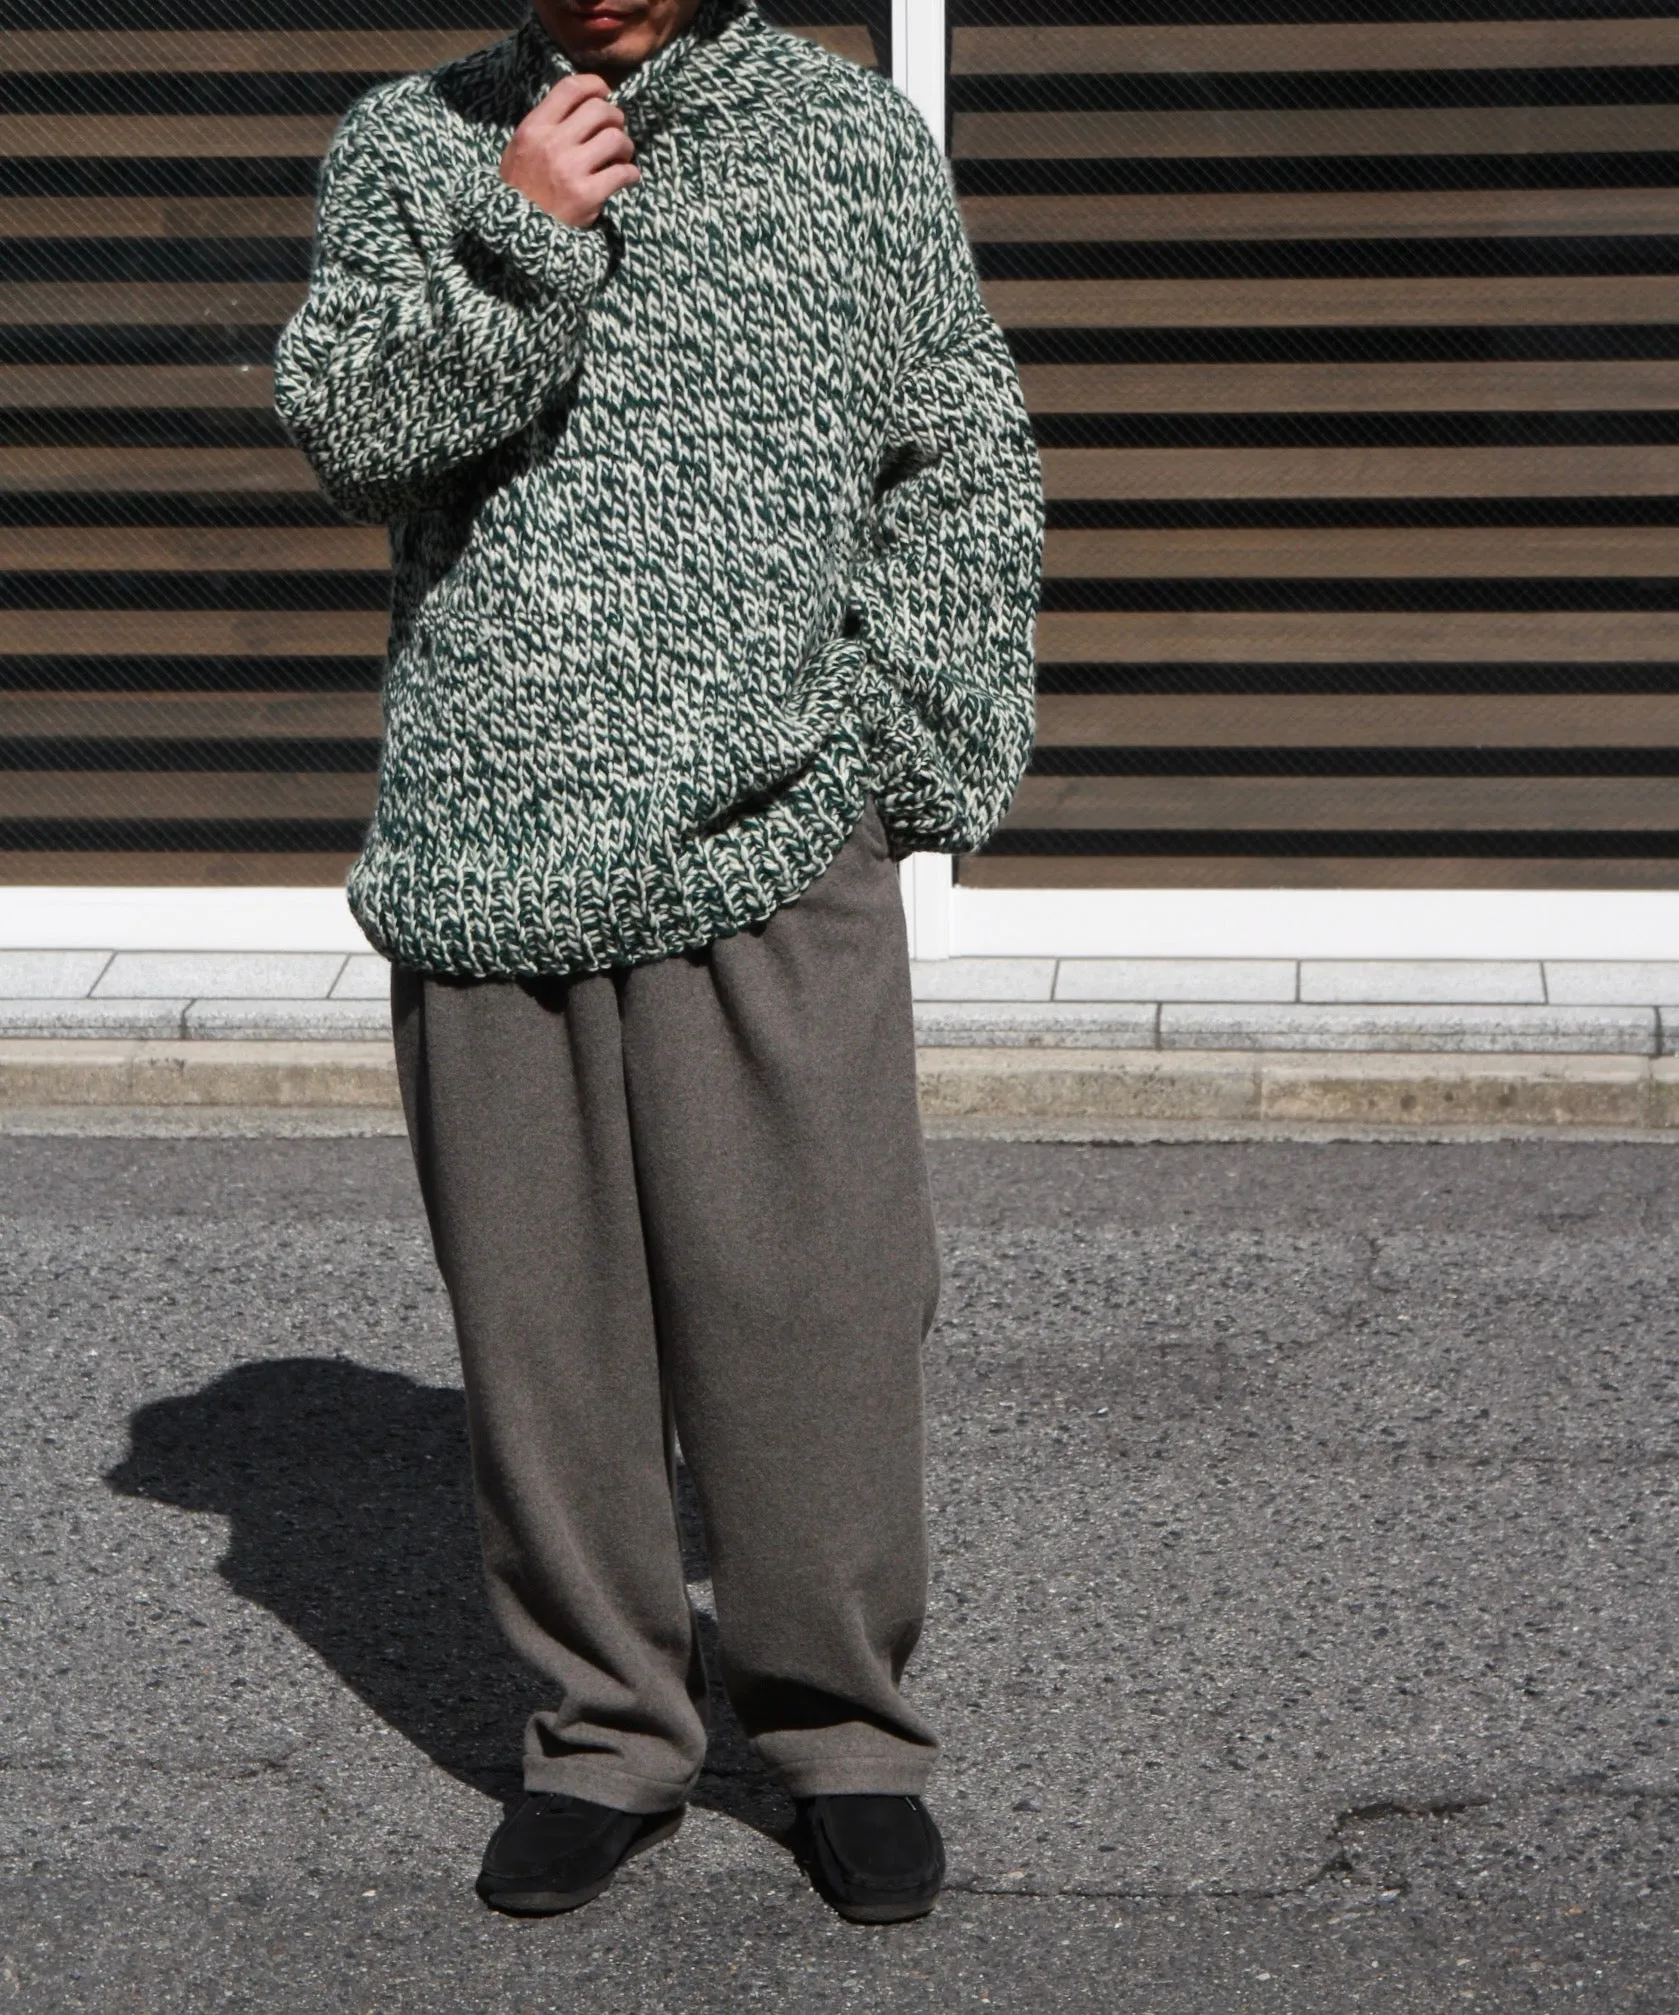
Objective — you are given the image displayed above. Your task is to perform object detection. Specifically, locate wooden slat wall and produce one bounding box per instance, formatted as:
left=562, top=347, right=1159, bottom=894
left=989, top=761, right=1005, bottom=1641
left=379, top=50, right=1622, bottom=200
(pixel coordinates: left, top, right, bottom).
left=11, top=2, right=1673, bottom=894
left=0, top=2, right=884, bottom=884
left=958, top=0, right=1679, bottom=890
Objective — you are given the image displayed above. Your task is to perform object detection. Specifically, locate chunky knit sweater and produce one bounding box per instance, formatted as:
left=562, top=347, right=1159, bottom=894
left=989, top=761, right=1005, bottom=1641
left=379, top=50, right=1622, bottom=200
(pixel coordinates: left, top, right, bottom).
left=274, top=0, right=1045, bottom=976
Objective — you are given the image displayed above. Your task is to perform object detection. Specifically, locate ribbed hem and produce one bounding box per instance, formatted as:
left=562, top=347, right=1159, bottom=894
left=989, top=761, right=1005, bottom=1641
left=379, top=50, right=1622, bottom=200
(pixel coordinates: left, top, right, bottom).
left=346, top=736, right=880, bottom=977
left=449, top=163, right=615, bottom=300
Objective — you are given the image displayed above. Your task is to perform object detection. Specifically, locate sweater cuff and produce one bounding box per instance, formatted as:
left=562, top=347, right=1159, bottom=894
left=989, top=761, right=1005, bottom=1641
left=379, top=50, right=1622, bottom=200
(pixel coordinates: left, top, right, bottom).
left=797, top=636, right=888, bottom=735
left=839, top=637, right=914, bottom=745
left=449, top=165, right=615, bottom=301
left=804, top=634, right=923, bottom=777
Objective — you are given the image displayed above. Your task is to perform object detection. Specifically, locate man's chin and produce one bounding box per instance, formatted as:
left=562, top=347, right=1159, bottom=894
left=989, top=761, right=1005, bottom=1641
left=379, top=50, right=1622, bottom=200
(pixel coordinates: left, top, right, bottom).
left=553, top=15, right=658, bottom=67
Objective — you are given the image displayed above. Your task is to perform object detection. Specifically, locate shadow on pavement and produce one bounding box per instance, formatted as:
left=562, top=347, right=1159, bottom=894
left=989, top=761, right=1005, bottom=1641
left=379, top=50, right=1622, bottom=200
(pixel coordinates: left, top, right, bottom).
left=103, top=1357, right=795, bottom=1839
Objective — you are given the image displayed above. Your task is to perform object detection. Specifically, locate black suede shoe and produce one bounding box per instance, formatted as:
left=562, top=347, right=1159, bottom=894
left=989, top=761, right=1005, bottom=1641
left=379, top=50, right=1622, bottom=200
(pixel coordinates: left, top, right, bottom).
left=476, top=1792, right=683, bottom=1916
left=795, top=1793, right=946, bottom=1924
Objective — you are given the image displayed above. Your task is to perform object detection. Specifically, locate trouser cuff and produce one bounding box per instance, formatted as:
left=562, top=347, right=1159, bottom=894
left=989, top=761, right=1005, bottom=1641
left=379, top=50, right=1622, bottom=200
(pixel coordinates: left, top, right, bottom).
left=523, top=1756, right=695, bottom=1815
left=773, top=1754, right=937, bottom=1800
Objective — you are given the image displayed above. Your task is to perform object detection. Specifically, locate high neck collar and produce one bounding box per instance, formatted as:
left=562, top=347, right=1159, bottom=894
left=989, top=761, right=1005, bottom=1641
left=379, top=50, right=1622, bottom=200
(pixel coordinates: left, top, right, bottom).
left=514, top=0, right=759, bottom=115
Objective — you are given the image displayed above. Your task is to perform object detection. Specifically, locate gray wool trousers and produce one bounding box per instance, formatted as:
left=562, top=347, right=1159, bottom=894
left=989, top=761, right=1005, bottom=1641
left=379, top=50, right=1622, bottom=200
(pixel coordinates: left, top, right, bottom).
left=391, top=802, right=943, bottom=1811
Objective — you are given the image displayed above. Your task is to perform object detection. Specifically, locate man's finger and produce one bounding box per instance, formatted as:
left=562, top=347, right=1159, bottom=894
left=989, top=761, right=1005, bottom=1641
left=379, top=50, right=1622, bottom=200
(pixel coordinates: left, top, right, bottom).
left=523, top=70, right=611, bottom=127
left=588, top=160, right=642, bottom=203
left=572, top=124, right=638, bottom=176
left=564, top=111, right=640, bottom=168
left=548, top=92, right=632, bottom=149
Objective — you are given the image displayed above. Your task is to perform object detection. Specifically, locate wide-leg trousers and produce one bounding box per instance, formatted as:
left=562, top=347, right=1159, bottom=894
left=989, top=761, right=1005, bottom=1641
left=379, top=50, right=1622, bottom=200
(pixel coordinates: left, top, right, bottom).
left=391, top=802, right=943, bottom=1811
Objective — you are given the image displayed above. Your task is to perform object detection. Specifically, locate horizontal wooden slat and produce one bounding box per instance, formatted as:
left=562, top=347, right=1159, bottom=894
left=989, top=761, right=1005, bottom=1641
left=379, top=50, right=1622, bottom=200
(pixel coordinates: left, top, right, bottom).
left=58, top=360, right=1679, bottom=422
left=0, top=365, right=275, bottom=408
left=0, top=30, right=495, bottom=71
left=963, top=188, right=1679, bottom=244
left=9, top=771, right=1637, bottom=833
left=28, top=606, right=1677, bottom=671
left=1004, top=774, right=1679, bottom=831
left=953, top=19, right=1679, bottom=76
left=1022, top=361, right=1679, bottom=414
left=0, top=282, right=304, bottom=326
left=33, top=608, right=1679, bottom=670
left=761, top=21, right=880, bottom=64
left=3, top=171, right=1659, bottom=234
left=959, top=855, right=1679, bottom=891
left=0, top=24, right=874, bottom=73
left=0, top=772, right=374, bottom=818
left=988, top=276, right=1679, bottom=328
left=1043, top=526, right=1679, bottom=579
left=1037, top=610, right=1679, bottom=663
left=0, top=693, right=382, bottom=737
left=0, top=448, right=315, bottom=494
left=0, top=197, right=316, bottom=239
left=1034, top=693, right=1679, bottom=748
left=0, top=526, right=386, bottom=570
left=32, top=687, right=1679, bottom=747
left=21, top=23, right=1669, bottom=85
left=0, top=848, right=358, bottom=886
left=30, top=607, right=1668, bottom=667
left=11, top=259, right=1666, bottom=351
left=0, top=116, right=338, bottom=160
left=0, top=610, right=386, bottom=655
left=1042, top=446, right=1679, bottom=501
left=954, top=107, right=1679, bottom=161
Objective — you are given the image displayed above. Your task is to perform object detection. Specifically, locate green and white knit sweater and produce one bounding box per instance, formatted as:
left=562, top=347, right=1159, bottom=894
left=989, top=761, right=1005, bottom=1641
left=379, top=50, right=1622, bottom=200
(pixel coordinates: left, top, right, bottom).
left=274, top=0, right=1045, bottom=976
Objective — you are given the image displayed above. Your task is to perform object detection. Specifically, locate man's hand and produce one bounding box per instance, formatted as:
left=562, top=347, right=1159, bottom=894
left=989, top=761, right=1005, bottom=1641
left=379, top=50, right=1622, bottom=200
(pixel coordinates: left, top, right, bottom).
left=500, top=73, right=640, bottom=228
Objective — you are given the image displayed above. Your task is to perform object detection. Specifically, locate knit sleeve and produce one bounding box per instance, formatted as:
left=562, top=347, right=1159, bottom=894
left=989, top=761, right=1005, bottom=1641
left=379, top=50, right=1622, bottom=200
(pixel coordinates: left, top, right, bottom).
left=816, top=99, right=1045, bottom=856
left=273, top=86, right=616, bottom=525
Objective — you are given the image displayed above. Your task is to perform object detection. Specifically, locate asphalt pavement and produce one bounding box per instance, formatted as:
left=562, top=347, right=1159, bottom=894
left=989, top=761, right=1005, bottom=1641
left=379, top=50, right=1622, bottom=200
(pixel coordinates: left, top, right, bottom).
left=3, top=1133, right=1677, bottom=2011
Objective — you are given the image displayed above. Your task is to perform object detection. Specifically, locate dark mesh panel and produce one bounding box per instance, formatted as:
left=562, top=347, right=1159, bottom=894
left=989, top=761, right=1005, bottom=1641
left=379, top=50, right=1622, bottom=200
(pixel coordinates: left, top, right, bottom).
left=953, top=0, right=1679, bottom=889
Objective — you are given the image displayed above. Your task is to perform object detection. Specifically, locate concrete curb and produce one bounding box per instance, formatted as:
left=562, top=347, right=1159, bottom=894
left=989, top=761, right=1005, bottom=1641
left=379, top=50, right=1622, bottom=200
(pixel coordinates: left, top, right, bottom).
left=912, top=1001, right=1669, bottom=1054
left=8, top=998, right=1676, bottom=1054
left=8, top=1039, right=1679, bottom=1130
left=918, top=1047, right=1679, bottom=1130
left=0, top=1040, right=400, bottom=1110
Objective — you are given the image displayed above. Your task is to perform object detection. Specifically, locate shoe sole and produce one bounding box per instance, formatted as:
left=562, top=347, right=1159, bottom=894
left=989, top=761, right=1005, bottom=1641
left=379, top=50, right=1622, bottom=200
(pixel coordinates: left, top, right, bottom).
left=828, top=1891, right=941, bottom=1925
left=476, top=1809, right=684, bottom=1917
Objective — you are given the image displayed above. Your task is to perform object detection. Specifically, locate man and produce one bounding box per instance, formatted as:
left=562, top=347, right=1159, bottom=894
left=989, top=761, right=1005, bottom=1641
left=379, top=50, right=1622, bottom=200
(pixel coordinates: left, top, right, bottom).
left=274, top=0, right=1043, bottom=1924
